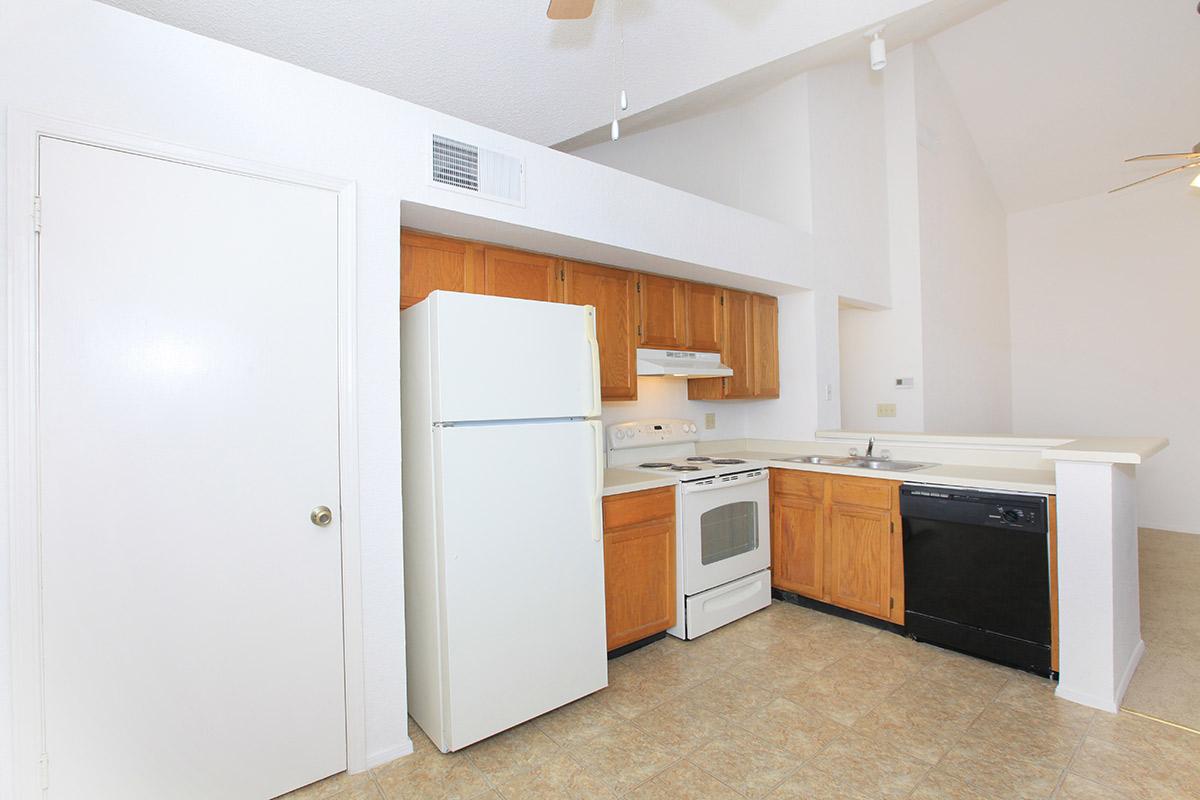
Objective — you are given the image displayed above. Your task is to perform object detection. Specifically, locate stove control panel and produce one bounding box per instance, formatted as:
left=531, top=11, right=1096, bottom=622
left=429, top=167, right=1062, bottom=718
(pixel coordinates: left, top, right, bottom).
left=608, top=418, right=699, bottom=450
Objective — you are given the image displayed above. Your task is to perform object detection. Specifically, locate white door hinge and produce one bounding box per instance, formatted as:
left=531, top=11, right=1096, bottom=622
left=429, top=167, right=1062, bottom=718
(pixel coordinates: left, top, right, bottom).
left=33, top=196, right=42, bottom=234
left=38, top=753, right=49, bottom=790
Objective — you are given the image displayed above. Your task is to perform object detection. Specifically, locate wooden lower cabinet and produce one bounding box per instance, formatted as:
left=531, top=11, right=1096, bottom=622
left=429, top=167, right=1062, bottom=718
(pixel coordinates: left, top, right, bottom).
left=770, top=468, right=903, bottom=624
left=602, top=486, right=676, bottom=651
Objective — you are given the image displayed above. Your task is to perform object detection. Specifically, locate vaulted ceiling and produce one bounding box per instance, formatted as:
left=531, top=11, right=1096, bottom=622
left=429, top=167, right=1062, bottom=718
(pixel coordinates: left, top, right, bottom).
left=928, top=0, right=1200, bottom=212
left=99, top=0, right=947, bottom=146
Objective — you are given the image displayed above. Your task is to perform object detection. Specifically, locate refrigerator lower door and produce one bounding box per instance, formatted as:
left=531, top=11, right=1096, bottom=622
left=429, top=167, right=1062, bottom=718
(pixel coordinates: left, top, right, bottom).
left=429, top=291, right=600, bottom=423
left=434, top=420, right=607, bottom=750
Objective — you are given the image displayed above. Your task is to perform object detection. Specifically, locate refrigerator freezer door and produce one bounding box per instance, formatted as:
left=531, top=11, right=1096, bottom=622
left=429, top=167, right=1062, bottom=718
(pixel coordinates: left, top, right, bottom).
left=434, top=420, right=607, bottom=750
left=428, top=291, right=600, bottom=423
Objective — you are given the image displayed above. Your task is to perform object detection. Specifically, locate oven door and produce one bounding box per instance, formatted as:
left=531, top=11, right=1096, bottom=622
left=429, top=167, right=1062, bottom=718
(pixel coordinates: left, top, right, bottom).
left=680, top=469, right=770, bottom=595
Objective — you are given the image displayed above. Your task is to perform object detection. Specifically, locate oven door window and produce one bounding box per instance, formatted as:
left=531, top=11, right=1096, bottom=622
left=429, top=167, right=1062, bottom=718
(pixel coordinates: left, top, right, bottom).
left=700, top=500, right=759, bottom=565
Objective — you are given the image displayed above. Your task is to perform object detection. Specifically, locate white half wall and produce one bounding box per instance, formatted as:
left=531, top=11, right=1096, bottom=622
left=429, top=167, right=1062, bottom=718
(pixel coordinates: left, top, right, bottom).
left=1009, top=182, right=1200, bottom=534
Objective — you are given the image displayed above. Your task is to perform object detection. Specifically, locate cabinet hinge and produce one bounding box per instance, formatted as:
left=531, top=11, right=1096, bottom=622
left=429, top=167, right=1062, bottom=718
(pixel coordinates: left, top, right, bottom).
left=39, top=753, right=49, bottom=790
left=33, top=196, right=42, bottom=234
left=560, top=267, right=565, bottom=280
left=636, top=280, right=641, bottom=293
left=890, top=520, right=895, bottom=534
left=719, top=295, right=725, bottom=306
left=889, top=597, right=895, bottom=611
left=637, top=323, right=642, bottom=336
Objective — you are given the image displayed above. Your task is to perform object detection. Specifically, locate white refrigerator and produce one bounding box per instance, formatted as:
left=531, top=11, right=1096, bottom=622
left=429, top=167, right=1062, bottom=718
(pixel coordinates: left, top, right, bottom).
left=400, top=290, right=608, bottom=752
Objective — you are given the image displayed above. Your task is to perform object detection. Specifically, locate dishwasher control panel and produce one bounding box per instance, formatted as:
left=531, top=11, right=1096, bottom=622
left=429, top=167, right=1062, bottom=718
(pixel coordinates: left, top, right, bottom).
left=901, top=486, right=1047, bottom=533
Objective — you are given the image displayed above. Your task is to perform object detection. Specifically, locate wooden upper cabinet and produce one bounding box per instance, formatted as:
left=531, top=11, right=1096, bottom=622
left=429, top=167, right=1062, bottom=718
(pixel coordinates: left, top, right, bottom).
left=638, top=274, right=687, bottom=349
left=720, top=289, right=755, bottom=398
left=685, top=283, right=723, bottom=352
left=482, top=247, right=562, bottom=303
left=564, top=261, right=637, bottom=401
left=752, top=294, right=779, bottom=398
left=602, top=486, right=676, bottom=651
left=400, top=231, right=482, bottom=310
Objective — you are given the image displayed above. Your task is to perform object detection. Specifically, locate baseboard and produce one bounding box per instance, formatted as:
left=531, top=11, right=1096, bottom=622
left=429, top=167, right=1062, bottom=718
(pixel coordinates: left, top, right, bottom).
left=1055, top=684, right=1118, bottom=713
left=1115, top=639, right=1146, bottom=706
left=363, top=738, right=414, bottom=771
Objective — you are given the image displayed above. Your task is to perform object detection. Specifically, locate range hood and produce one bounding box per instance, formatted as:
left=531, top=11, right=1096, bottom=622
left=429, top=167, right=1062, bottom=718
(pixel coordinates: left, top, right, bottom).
left=636, top=348, right=733, bottom=379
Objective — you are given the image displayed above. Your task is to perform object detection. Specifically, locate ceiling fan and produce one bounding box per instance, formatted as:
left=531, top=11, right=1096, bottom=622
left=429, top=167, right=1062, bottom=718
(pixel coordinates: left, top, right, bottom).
left=1109, top=142, right=1200, bottom=193
left=547, top=0, right=595, bottom=20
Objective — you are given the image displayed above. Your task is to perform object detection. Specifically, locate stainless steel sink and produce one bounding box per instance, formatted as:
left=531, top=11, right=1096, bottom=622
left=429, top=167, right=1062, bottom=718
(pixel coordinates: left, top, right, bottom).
left=779, top=455, right=937, bottom=472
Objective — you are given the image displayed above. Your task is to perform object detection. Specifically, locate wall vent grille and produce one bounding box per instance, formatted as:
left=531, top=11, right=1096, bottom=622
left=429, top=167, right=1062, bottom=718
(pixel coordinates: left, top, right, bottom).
left=430, top=134, right=524, bottom=205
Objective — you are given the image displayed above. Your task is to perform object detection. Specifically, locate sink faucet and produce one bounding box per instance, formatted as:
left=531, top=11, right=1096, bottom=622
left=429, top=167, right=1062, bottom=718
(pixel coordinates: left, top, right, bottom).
left=865, top=436, right=875, bottom=457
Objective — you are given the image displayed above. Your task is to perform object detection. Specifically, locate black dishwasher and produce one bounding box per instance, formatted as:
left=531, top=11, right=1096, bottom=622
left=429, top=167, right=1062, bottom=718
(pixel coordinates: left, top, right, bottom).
left=901, top=485, right=1052, bottom=676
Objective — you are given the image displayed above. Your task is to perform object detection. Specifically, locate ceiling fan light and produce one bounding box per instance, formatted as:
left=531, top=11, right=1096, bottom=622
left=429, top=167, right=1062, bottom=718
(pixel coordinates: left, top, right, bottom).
left=611, top=118, right=620, bottom=141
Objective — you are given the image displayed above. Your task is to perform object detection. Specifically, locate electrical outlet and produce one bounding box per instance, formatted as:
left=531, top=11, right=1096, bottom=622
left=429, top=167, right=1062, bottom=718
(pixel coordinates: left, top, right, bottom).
left=704, top=412, right=717, bottom=430
left=876, top=403, right=897, bottom=418
left=825, top=383, right=833, bottom=401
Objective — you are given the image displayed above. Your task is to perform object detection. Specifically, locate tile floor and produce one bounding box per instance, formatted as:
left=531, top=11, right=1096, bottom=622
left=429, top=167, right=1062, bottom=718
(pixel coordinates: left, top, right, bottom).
left=1121, top=528, right=1200, bottom=730
left=282, top=599, right=1200, bottom=800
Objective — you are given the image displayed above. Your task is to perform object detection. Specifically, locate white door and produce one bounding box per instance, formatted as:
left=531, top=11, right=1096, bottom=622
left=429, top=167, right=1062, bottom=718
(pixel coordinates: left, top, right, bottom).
left=37, top=137, right=347, bottom=799
left=435, top=420, right=607, bottom=750
left=428, top=291, right=600, bottom=423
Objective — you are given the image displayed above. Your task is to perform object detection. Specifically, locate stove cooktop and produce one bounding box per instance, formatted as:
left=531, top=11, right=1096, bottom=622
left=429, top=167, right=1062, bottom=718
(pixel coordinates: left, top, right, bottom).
left=631, top=457, right=758, bottom=480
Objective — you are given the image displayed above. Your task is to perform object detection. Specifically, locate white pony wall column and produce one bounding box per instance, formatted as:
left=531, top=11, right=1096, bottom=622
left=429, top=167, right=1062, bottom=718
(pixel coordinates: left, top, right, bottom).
left=1052, top=458, right=1145, bottom=712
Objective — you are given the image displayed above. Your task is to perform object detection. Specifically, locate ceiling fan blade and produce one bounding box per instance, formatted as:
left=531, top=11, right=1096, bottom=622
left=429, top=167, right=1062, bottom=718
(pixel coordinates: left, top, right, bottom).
left=1124, top=152, right=1200, bottom=162
left=547, top=0, right=595, bottom=19
left=1108, top=162, right=1200, bottom=193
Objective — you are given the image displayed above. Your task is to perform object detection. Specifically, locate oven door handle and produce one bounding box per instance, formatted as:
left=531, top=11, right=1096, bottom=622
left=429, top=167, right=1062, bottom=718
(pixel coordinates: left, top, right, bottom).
left=680, top=469, right=767, bottom=494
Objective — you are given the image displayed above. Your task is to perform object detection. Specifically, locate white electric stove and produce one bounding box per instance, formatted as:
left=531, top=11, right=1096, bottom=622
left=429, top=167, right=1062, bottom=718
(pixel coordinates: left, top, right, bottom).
left=607, top=419, right=772, bottom=639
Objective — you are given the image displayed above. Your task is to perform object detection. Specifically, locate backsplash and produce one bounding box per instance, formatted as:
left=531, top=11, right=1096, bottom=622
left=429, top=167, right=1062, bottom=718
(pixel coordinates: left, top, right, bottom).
left=600, top=376, right=749, bottom=440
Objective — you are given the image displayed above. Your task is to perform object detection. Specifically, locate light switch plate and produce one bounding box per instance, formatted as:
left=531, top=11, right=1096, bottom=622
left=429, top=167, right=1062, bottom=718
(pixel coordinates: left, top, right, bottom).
left=704, top=412, right=716, bottom=430
left=876, top=403, right=897, bottom=418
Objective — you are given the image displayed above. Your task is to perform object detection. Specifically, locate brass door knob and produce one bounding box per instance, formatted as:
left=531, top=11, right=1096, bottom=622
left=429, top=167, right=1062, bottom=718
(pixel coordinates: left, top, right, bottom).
left=310, top=506, right=334, bottom=527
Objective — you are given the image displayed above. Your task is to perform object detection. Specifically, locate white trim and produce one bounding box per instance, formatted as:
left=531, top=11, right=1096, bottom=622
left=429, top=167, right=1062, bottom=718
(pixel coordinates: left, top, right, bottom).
left=1115, top=638, right=1146, bottom=708
left=5, top=111, right=369, bottom=797
left=365, top=740, right=415, bottom=771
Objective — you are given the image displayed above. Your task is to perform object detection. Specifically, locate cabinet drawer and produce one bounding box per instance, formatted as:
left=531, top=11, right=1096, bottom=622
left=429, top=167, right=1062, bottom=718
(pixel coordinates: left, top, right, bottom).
left=771, top=468, right=825, bottom=501
left=603, top=486, right=675, bottom=530
left=830, top=477, right=893, bottom=511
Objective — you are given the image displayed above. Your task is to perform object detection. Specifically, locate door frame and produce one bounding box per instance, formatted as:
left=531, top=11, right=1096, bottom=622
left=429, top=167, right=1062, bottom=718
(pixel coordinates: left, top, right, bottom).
left=5, top=111, right=368, bottom=797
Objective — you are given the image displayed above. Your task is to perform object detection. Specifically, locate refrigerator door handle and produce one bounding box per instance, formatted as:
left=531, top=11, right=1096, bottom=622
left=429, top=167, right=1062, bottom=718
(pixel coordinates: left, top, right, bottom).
left=585, top=307, right=602, bottom=418
left=589, top=420, right=604, bottom=542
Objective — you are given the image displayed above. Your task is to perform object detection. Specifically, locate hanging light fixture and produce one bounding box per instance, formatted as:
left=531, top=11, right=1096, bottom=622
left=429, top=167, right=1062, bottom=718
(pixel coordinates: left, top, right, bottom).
left=865, top=25, right=887, bottom=71
left=610, top=0, right=627, bottom=140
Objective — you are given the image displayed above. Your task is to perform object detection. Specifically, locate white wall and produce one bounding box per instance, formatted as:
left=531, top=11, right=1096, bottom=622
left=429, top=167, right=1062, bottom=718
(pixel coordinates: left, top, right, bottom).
left=0, top=0, right=820, bottom=782
left=913, top=43, right=1011, bottom=433
left=1009, top=183, right=1200, bottom=534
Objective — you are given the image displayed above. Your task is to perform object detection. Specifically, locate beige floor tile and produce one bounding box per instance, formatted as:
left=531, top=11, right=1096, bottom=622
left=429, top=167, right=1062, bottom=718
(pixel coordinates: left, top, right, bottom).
left=782, top=660, right=901, bottom=727
left=592, top=679, right=681, bottom=720
left=631, top=696, right=738, bottom=757
left=568, top=720, right=680, bottom=795
left=689, top=725, right=800, bottom=798
left=851, top=675, right=988, bottom=764
left=690, top=669, right=777, bottom=722
left=463, top=722, right=562, bottom=784
left=854, top=629, right=936, bottom=675
left=739, top=696, right=848, bottom=760
left=1054, top=773, right=1135, bottom=800
left=994, top=672, right=1096, bottom=729
left=533, top=692, right=626, bottom=748
left=959, top=701, right=1088, bottom=764
left=625, top=761, right=742, bottom=800
left=373, top=749, right=490, bottom=800
left=935, top=736, right=1066, bottom=800
left=488, top=751, right=615, bottom=800
left=728, top=646, right=813, bottom=696
left=279, top=771, right=381, bottom=800
left=1069, top=732, right=1200, bottom=799
left=920, top=646, right=1015, bottom=700
left=907, top=769, right=993, bottom=800
left=764, top=763, right=871, bottom=800
left=803, top=732, right=929, bottom=800
left=757, top=633, right=848, bottom=673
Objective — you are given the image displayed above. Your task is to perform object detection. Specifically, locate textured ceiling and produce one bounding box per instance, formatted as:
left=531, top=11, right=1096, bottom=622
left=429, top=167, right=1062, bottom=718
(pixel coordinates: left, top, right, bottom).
left=98, top=0, right=938, bottom=146
left=927, top=0, right=1200, bottom=212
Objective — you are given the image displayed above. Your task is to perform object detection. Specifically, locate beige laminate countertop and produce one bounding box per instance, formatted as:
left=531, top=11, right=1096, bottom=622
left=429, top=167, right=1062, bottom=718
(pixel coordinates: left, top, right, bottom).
left=602, top=468, right=678, bottom=497
left=711, top=450, right=1058, bottom=495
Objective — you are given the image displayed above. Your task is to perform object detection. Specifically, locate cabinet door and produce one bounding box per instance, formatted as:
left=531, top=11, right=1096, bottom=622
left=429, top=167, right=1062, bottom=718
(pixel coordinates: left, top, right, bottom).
left=638, top=274, right=687, bottom=348
left=828, top=504, right=892, bottom=619
left=771, top=493, right=824, bottom=599
left=685, top=283, right=722, bottom=352
left=603, top=519, right=677, bottom=651
left=752, top=294, right=779, bottom=398
left=721, top=289, right=755, bottom=398
left=565, top=261, right=637, bottom=401
left=483, top=247, right=562, bottom=302
left=400, top=231, right=481, bottom=309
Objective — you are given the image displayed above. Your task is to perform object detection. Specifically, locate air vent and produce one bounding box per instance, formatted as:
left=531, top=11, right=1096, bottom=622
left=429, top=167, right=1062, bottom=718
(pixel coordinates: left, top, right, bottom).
left=430, top=134, right=524, bottom=205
